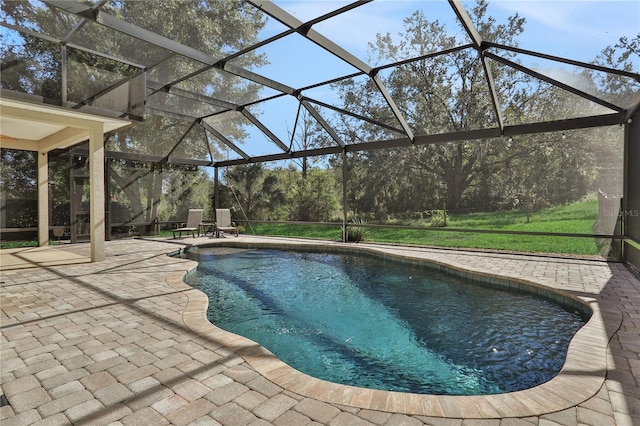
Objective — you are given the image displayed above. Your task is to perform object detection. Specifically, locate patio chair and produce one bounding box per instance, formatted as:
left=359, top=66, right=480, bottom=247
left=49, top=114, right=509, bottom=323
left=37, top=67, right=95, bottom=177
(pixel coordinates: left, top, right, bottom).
left=172, top=209, right=204, bottom=238
left=215, top=208, right=239, bottom=237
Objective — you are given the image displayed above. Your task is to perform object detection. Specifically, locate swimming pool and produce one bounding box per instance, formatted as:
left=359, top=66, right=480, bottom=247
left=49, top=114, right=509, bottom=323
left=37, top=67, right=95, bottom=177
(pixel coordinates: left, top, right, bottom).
left=183, top=247, right=589, bottom=396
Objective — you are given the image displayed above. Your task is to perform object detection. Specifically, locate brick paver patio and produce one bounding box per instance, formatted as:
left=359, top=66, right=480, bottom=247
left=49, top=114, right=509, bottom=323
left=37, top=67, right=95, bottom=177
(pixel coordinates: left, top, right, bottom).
left=1, top=236, right=639, bottom=425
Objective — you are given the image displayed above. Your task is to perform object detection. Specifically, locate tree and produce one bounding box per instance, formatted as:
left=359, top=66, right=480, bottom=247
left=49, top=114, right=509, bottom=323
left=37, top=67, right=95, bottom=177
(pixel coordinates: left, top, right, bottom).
left=284, top=109, right=342, bottom=221
left=223, top=164, right=285, bottom=220
left=589, top=34, right=639, bottom=196
left=491, top=131, right=591, bottom=221
left=592, top=34, right=640, bottom=105
left=0, top=2, right=66, bottom=100
left=160, top=166, right=213, bottom=222
left=336, top=1, right=526, bottom=211
left=393, top=2, right=525, bottom=210
left=289, top=168, right=340, bottom=222
left=48, top=152, right=73, bottom=227
left=0, top=149, right=37, bottom=228
left=334, top=0, right=606, bottom=218
left=1, top=1, right=268, bottom=230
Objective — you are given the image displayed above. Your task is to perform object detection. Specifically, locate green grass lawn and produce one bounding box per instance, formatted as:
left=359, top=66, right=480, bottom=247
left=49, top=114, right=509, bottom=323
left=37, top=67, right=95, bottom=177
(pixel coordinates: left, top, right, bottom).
left=248, top=200, right=609, bottom=257
left=447, top=199, right=598, bottom=234
left=365, top=228, right=602, bottom=255
left=1, top=200, right=614, bottom=257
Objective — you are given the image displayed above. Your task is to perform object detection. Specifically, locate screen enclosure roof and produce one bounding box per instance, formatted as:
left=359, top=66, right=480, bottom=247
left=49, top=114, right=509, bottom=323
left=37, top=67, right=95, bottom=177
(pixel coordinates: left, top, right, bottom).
left=1, top=0, right=639, bottom=166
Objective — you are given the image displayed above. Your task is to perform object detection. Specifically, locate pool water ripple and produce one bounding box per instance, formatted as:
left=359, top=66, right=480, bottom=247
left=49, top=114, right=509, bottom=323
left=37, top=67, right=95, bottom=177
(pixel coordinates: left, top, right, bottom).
left=184, top=248, right=587, bottom=395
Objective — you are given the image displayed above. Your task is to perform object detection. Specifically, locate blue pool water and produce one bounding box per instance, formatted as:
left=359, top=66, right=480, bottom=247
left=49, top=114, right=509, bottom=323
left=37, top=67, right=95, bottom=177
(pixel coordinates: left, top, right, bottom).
left=183, top=247, right=588, bottom=395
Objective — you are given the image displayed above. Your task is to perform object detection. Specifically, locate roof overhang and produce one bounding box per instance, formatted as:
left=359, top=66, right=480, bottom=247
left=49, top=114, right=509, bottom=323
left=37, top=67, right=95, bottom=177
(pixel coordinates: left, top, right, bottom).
left=0, top=97, right=132, bottom=152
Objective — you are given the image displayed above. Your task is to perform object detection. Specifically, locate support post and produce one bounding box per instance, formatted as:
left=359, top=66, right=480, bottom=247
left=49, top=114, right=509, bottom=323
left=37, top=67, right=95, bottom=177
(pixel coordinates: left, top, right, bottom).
left=342, top=149, right=348, bottom=242
left=89, top=124, right=105, bottom=262
left=61, top=44, right=68, bottom=105
left=105, top=157, right=111, bottom=241
left=37, top=151, right=49, bottom=247
left=214, top=167, right=219, bottom=210
left=152, top=163, right=163, bottom=234
left=624, top=114, right=640, bottom=269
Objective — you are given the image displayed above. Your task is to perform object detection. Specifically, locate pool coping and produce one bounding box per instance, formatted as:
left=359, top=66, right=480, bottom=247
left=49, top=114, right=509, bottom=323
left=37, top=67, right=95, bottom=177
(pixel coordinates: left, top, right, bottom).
left=169, top=239, right=622, bottom=419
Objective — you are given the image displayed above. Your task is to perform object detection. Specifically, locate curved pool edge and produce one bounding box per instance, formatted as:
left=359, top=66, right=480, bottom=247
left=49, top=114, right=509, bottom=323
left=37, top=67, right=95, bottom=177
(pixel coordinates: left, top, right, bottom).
left=169, top=239, right=622, bottom=419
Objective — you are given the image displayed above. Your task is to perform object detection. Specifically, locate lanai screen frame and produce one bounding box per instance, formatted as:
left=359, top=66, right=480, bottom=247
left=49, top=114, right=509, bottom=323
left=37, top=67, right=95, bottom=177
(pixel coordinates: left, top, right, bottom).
left=1, top=0, right=639, bottom=269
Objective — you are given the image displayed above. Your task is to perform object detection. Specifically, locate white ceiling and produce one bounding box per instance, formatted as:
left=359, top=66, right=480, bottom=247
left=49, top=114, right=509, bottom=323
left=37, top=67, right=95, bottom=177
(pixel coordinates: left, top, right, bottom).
left=0, top=98, right=132, bottom=152
left=1, top=116, right=66, bottom=141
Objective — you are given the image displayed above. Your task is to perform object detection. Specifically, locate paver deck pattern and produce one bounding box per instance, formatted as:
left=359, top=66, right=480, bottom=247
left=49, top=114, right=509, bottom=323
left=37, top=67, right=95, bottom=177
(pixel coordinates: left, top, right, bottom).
left=1, top=236, right=639, bottom=426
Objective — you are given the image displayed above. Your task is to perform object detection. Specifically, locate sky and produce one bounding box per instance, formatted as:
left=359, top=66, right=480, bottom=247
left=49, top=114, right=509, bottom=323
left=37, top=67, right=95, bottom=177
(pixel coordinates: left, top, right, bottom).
left=1, top=0, right=637, bottom=163
left=268, top=0, right=639, bottom=63
left=230, top=0, right=639, bottom=160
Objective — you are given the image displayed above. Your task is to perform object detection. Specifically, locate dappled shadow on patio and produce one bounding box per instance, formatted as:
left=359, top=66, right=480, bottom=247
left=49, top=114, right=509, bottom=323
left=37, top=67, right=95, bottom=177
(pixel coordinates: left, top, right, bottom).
left=0, top=246, right=91, bottom=271
left=0, top=237, right=638, bottom=425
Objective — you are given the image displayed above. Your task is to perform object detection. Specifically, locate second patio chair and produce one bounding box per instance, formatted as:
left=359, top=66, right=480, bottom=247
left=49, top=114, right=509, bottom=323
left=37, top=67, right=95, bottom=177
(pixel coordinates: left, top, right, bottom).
left=215, top=208, right=239, bottom=237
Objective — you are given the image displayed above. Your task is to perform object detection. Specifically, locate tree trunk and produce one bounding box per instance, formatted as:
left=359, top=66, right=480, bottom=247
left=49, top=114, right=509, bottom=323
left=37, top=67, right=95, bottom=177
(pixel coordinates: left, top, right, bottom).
left=444, top=170, right=471, bottom=210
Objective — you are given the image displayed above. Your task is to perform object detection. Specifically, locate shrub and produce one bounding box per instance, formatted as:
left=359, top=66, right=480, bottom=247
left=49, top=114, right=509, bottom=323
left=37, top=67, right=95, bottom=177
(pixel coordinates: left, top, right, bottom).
left=427, top=209, right=448, bottom=227
left=346, top=217, right=368, bottom=242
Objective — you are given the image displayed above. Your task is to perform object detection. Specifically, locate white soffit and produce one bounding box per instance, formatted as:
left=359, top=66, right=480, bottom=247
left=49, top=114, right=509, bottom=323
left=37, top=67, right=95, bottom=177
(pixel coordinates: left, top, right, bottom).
left=0, top=97, right=132, bottom=151
left=1, top=116, right=66, bottom=141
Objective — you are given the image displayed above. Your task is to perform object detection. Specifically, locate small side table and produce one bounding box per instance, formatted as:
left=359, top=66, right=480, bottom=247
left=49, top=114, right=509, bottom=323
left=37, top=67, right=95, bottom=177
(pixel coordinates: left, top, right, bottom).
left=199, top=222, right=216, bottom=237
